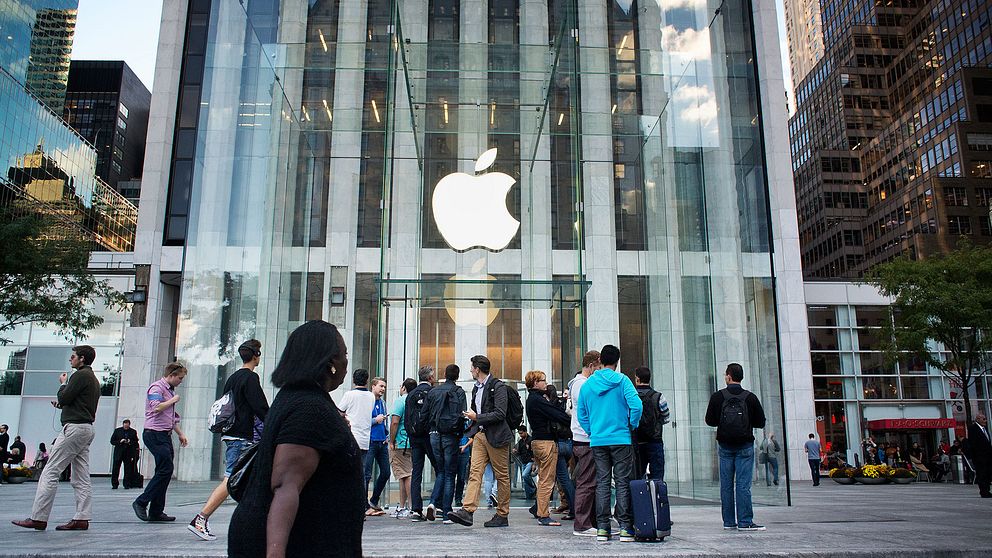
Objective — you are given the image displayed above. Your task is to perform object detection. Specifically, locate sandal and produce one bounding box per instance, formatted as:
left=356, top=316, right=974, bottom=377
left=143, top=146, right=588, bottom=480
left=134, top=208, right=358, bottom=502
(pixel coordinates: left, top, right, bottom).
left=538, top=517, right=562, bottom=527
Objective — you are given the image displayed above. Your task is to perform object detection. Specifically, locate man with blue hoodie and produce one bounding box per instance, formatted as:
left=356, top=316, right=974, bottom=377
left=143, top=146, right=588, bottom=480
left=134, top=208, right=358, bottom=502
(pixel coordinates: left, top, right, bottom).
left=576, top=344, right=643, bottom=543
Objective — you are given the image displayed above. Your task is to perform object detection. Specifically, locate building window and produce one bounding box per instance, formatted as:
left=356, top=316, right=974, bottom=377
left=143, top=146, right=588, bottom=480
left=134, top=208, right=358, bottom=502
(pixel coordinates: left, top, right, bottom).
left=947, top=215, right=972, bottom=235
left=118, top=102, right=128, bottom=118
left=943, top=186, right=968, bottom=206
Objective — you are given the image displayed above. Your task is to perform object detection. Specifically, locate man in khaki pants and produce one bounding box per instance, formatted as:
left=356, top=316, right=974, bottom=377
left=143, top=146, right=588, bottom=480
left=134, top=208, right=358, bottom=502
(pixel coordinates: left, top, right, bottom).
left=448, top=355, right=513, bottom=528
left=13, top=345, right=101, bottom=531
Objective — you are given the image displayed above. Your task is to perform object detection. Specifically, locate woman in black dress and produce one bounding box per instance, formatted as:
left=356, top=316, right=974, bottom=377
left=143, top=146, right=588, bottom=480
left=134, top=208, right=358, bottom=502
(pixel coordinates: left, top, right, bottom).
left=228, top=320, right=364, bottom=558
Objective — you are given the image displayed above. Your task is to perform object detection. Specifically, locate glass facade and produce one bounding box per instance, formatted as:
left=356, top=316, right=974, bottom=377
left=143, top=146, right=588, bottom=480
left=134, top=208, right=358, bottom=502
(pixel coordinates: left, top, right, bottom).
left=807, top=301, right=990, bottom=467
left=0, top=0, right=77, bottom=113
left=160, top=0, right=789, bottom=503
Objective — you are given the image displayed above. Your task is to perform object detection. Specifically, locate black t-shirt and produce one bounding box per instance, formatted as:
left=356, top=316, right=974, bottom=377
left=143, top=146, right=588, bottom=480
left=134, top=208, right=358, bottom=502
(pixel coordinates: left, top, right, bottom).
left=224, top=368, right=270, bottom=440
left=704, top=384, right=766, bottom=446
left=228, top=385, right=364, bottom=558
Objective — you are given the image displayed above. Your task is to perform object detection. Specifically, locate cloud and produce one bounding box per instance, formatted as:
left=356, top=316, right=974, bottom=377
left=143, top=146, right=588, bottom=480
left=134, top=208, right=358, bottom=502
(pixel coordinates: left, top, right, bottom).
left=673, top=84, right=712, bottom=102
left=661, top=25, right=711, bottom=60
left=681, top=98, right=718, bottom=125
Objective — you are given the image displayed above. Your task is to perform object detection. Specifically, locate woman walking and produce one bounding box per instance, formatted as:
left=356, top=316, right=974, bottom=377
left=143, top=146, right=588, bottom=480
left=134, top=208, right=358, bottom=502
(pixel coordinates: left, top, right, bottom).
left=524, top=370, right=571, bottom=527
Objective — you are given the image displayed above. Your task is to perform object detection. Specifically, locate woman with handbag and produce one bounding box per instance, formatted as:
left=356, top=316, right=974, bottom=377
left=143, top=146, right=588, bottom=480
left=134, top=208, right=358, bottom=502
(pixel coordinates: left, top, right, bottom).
left=524, top=370, right=571, bottom=526
left=759, top=433, right=780, bottom=486
left=228, top=321, right=363, bottom=558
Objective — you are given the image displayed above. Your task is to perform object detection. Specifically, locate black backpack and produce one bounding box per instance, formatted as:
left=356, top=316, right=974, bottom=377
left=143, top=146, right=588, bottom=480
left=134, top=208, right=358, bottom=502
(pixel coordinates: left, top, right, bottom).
left=718, top=388, right=751, bottom=441
left=635, top=389, right=664, bottom=443
left=436, top=386, right=466, bottom=435
left=405, top=384, right=432, bottom=438
left=501, top=381, right=524, bottom=431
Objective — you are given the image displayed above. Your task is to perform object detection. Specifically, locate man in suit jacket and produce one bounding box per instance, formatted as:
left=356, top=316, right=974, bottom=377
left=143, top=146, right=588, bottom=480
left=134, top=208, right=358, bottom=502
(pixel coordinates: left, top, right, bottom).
left=447, top=355, right=512, bottom=528
left=966, top=413, right=992, bottom=498
left=110, top=420, right=140, bottom=489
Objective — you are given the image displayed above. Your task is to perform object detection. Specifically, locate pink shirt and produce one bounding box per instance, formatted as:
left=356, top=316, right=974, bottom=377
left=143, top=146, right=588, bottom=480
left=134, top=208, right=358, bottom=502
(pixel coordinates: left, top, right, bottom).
left=144, top=378, right=180, bottom=432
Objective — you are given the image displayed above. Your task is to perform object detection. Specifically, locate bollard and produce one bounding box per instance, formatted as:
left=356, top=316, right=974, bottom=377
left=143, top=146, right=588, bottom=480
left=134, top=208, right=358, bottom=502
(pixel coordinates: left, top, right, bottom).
left=951, top=454, right=965, bottom=484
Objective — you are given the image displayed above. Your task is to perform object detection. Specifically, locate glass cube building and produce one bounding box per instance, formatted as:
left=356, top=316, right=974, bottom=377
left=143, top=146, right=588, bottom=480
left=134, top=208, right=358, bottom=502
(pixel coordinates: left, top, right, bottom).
left=122, top=0, right=811, bottom=505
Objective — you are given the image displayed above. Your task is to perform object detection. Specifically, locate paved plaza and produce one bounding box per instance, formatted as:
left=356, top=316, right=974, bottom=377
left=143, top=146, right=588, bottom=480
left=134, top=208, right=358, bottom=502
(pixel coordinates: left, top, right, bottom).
left=0, top=478, right=989, bottom=557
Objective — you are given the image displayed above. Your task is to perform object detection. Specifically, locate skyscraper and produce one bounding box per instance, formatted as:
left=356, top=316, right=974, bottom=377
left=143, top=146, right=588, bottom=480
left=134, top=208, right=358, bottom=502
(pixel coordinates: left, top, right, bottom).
left=64, top=60, right=151, bottom=193
left=789, top=0, right=992, bottom=278
left=782, top=0, right=824, bottom=87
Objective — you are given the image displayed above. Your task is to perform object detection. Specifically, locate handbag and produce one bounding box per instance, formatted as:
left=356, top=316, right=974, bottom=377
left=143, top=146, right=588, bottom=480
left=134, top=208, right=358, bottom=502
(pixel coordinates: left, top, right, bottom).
left=758, top=452, right=768, bottom=464
left=227, top=441, right=259, bottom=502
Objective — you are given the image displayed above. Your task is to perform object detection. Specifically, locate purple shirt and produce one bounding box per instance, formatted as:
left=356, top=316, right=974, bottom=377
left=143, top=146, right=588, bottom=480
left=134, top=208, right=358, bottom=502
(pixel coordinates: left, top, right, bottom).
left=144, top=378, right=180, bottom=432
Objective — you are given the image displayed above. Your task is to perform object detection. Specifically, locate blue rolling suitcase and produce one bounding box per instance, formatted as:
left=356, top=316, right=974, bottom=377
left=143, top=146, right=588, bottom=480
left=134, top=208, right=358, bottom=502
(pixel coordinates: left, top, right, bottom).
left=630, top=478, right=672, bottom=541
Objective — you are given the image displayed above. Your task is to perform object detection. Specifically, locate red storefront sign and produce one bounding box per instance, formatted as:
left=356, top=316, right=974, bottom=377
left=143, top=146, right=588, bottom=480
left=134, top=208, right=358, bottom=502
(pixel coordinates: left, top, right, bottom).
left=865, top=418, right=957, bottom=430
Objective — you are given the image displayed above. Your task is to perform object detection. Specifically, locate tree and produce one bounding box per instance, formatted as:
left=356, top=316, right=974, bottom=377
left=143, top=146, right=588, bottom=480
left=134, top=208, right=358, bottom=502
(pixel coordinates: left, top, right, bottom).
left=864, top=241, right=992, bottom=428
left=0, top=210, right=127, bottom=346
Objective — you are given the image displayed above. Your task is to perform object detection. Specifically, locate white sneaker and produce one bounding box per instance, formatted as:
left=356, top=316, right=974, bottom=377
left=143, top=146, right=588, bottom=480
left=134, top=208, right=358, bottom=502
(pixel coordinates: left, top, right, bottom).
left=574, top=528, right=599, bottom=537
left=187, top=513, right=216, bottom=541
left=397, top=508, right=411, bottom=519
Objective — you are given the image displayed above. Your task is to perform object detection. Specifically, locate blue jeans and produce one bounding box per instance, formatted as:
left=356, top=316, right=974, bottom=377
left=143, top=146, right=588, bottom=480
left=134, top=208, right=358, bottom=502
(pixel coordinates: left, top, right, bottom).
left=223, top=438, right=249, bottom=477
left=410, top=436, right=440, bottom=513
left=592, top=445, right=634, bottom=531
left=455, top=445, right=471, bottom=504
left=636, top=441, right=666, bottom=482
left=555, top=439, right=575, bottom=509
left=136, top=430, right=173, bottom=516
left=430, top=432, right=461, bottom=517
left=718, top=442, right=756, bottom=528
left=364, top=440, right=391, bottom=506
left=764, top=456, right=779, bottom=485
left=521, top=461, right=536, bottom=499
left=482, top=463, right=497, bottom=503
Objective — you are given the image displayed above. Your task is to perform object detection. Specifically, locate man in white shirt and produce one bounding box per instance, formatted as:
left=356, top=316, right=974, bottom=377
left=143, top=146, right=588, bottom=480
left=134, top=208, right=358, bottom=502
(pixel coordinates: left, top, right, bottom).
left=567, top=350, right=602, bottom=536
left=339, top=369, right=375, bottom=470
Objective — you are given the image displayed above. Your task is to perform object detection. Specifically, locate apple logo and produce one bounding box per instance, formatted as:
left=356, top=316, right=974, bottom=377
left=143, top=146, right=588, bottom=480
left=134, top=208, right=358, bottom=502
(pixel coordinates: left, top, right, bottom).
left=431, top=148, right=520, bottom=251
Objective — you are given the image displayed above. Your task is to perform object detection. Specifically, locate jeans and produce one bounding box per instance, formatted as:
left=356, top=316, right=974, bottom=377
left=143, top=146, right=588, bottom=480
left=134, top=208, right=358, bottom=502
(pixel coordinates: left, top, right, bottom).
left=410, top=436, right=439, bottom=513
left=482, top=463, right=496, bottom=503
left=364, top=440, right=391, bottom=506
left=555, top=438, right=576, bottom=510
left=223, top=438, right=249, bottom=477
left=571, top=444, right=597, bottom=532
left=592, top=445, right=634, bottom=531
left=764, top=456, right=779, bottom=485
left=718, top=442, right=756, bottom=528
left=430, top=432, right=461, bottom=517
left=455, top=446, right=471, bottom=504
left=520, top=461, right=536, bottom=499
left=136, top=429, right=174, bottom=516
left=808, top=459, right=821, bottom=486
left=636, top=441, right=666, bottom=482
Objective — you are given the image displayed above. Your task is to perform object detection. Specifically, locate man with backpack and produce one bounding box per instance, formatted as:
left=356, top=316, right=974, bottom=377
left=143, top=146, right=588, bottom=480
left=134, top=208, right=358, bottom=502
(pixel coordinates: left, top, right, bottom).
left=447, top=355, right=522, bottom=528
left=405, top=366, right=440, bottom=522
left=189, top=340, right=268, bottom=541
left=704, top=363, right=767, bottom=532
left=633, top=366, right=671, bottom=482
left=425, top=364, right=467, bottom=522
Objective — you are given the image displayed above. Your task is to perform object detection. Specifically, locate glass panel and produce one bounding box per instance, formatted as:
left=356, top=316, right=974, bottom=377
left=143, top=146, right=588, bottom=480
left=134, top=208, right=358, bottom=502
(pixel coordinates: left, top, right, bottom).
left=901, top=376, right=930, bottom=399
left=809, top=328, right=838, bottom=350
left=855, top=306, right=888, bottom=327
left=859, top=352, right=895, bottom=374
left=811, top=352, right=842, bottom=375
left=807, top=306, right=837, bottom=327
left=856, top=328, right=885, bottom=351
left=815, top=401, right=848, bottom=456
left=862, top=376, right=899, bottom=399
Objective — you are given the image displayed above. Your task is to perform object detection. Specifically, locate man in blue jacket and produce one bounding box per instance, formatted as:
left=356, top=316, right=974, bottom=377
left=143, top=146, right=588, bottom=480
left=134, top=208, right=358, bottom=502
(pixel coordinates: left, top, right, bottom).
left=577, top=344, right=642, bottom=543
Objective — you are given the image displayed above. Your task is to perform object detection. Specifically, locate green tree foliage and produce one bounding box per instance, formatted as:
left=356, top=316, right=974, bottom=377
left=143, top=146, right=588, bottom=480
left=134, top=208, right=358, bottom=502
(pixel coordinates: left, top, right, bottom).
left=864, top=241, right=992, bottom=426
left=0, top=211, right=127, bottom=345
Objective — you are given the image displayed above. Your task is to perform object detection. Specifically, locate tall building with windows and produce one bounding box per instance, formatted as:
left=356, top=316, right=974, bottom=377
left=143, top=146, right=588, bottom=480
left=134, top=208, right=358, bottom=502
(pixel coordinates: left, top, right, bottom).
left=64, top=60, right=151, bottom=193
left=783, top=0, right=825, bottom=87
left=122, top=0, right=813, bottom=503
left=789, top=0, right=992, bottom=279
left=0, top=1, right=78, bottom=113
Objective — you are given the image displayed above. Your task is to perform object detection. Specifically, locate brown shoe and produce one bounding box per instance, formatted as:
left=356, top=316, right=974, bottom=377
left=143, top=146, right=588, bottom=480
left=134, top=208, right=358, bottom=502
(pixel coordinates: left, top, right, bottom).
left=12, top=518, right=48, bottom=530
left=55, top=520, right=89, bottom=531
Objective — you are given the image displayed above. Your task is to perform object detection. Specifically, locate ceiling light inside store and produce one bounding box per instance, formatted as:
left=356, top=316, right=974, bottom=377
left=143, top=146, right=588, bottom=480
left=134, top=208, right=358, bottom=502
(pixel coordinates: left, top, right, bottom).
left=443, top=101, right=449, bottom=124
left=318, top=29, right=328, bottom=52
left=301, top=105, right=310, bottom=121
left=372, top=99, right=381, bottom=123
left=323, top=99, right=332, bottom=121
left=490, top=102, right=496, bottom=126
left=612, top=104, right=617, bottom=114
left=617, top=33, right=629, bottom=56
left=558, top=112, right=565, bottom=125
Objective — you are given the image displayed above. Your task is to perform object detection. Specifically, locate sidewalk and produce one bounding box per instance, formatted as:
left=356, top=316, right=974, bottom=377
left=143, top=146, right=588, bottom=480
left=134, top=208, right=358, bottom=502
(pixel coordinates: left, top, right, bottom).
left=0, top=478, right=989, bottom=557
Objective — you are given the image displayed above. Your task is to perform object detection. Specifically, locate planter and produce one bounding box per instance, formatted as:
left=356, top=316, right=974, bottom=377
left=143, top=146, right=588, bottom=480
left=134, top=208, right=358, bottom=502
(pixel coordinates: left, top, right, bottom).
left=855, top=477, right=889, bottom=485
left=831, top=476, right=856, bottom=485
left=6, top=476, right=28, bottom=484
left=891, top=477, right=915, bottom=484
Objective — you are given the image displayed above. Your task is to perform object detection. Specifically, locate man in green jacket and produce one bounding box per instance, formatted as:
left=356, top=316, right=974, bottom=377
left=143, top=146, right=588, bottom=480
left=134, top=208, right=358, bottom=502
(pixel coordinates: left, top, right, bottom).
left=12, top=345, right=101, bottom=531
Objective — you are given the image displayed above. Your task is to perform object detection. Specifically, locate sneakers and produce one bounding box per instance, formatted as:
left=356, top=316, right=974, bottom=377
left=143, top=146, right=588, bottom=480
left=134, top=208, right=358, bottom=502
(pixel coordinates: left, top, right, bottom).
left=426, top=503, right=436, bottom=521
left=537, top=517, right=561, bottom=527
left=188, top=513, right=216, bottom=541
left=596, top=528, right=611, bottom=542
left=528, top=504, right=539, bottom=519
left=397, top=508, right=411, bottom=519
left=574, top=527, right=599, bottom=537
left=132, top=501, right=148, bottom=522
left=738, top=523, right=766, bottom=531
left=442, top=519, right=454, bottom=525
left=447, top=508, right=474, bottom=526
left=619, top=528, right=635, bottom=542
left=723, top=525, right=738, bottom=530
left=483, top=514, right=508, bottom=528
left=410, top=510, right=427, bottom=522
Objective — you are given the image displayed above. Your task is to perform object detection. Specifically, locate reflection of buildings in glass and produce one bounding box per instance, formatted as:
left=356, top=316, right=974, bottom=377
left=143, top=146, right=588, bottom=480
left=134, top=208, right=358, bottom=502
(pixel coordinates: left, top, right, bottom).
left=24, top=7, right=77, bottom=114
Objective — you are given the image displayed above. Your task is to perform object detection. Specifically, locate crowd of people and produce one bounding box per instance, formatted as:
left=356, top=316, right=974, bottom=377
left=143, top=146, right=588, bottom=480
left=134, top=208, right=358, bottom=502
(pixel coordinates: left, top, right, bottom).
left=8, top=321, right=989, bottom=557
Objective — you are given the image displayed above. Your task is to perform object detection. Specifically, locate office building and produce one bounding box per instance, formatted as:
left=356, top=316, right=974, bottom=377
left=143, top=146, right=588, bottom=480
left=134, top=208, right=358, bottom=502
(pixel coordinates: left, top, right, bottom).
left=64, top=61, right=151, bottom=193
left=789, top=0, right=992, bottom=279
left=782, top=0, right=824, bottom=88
left=121, top=0, right=812, bottom=505
left=0, top=1, right=78, bottom=113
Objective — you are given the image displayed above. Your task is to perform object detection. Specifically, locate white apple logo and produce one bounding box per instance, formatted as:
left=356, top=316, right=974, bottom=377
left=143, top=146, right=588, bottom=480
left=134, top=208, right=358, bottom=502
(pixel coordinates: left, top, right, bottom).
left=432, top=148, right=520, bottom=251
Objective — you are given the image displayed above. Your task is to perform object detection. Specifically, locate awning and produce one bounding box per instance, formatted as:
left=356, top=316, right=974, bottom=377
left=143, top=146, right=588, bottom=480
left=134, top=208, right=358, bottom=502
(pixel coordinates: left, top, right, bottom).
left=865, top=418, right=956, bottom=430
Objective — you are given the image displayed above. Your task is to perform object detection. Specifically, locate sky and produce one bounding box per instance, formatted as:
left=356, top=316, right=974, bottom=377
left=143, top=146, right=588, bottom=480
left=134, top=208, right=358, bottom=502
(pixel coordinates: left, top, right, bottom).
left=71, top=0, right=164, bottom=90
